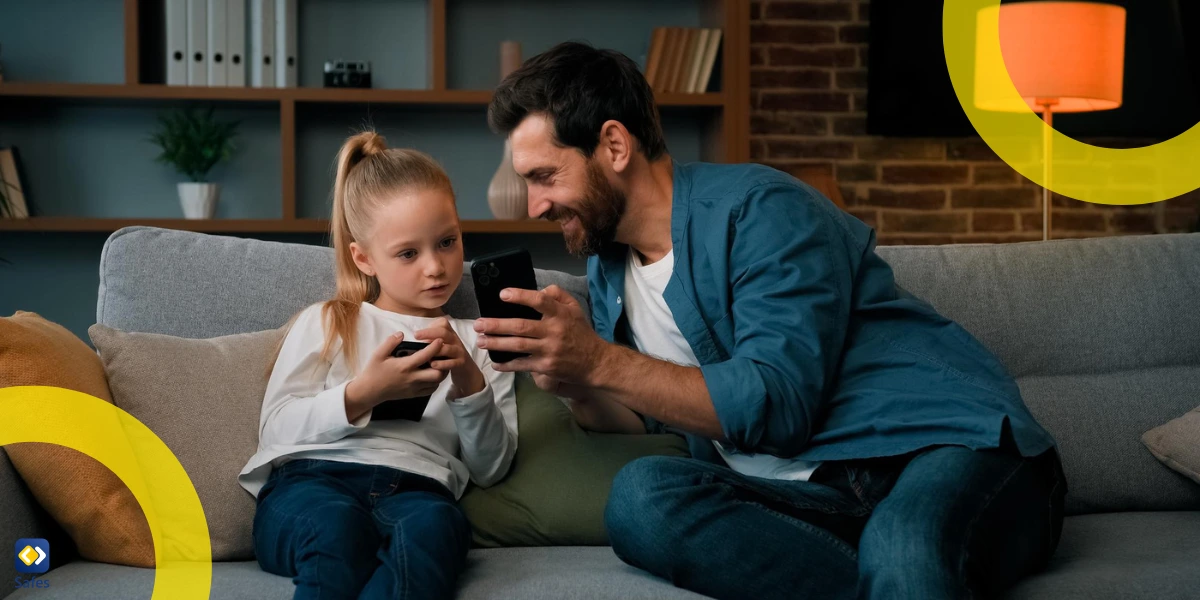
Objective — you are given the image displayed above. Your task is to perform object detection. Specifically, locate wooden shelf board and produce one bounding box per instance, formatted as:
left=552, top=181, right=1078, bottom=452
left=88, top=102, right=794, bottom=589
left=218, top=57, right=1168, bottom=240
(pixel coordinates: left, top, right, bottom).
left=0, top=83, right=726, bottom=107
left=289, top=87, right=493, bottom=105
left=0, top=218, right=323, bottom=233
left=0, top=217, right=562, bottom=234
left=0, top=82, right=284, bottom=102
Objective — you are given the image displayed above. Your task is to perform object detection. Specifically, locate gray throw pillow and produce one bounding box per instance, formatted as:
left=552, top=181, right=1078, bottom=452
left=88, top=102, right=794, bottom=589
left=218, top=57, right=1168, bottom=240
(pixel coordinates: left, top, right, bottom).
left=89, top=324, right=285, bottom=561
left=1142, top=405, right=1200, bottom=486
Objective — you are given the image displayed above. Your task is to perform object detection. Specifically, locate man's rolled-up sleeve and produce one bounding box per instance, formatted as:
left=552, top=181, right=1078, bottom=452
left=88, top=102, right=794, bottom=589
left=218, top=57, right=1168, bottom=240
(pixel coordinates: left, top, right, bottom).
left=700, top=185, right=856, bottom=457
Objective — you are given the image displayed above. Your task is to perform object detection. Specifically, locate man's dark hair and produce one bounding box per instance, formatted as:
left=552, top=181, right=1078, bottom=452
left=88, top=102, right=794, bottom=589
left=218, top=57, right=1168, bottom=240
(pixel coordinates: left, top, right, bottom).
left=488, top=42, right=668, bottom=161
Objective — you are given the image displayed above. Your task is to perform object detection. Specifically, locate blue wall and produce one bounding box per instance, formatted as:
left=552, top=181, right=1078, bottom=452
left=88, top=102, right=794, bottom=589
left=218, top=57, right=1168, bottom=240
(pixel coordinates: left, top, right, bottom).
left=447, top=0, right=701, bottom=89
left=0, top=233, right=110, bottom=340
left=298, top=0, right=429, bottom=90
left=0, top=0, right=125, bottom=84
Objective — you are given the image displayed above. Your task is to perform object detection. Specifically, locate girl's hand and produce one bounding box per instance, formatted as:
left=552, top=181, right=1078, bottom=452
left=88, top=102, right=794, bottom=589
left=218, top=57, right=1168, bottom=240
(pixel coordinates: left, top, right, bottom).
left=345, top=332, right=447, bottom=421
left=416, top=318, right=485, bottom=397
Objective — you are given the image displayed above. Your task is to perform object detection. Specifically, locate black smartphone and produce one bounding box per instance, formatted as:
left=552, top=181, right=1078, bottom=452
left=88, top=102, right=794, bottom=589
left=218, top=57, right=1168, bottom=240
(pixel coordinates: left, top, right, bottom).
left=373, top=341, right=441, bottom=422
left=390, top=340, right=436, bottom=368
left=470, top=248, right=541, bottom=363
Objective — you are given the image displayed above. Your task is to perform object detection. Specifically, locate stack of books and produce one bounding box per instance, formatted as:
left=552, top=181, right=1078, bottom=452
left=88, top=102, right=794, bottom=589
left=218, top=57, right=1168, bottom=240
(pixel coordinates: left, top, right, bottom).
left=643, top=27, right=722, bottom=94
left=0, top=148, right=29, bottom=219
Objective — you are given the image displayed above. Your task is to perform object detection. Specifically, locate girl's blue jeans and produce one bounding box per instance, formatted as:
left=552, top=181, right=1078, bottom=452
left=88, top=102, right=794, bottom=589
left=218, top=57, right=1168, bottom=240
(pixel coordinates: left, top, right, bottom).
left=253, top=459, right=470, bottom=600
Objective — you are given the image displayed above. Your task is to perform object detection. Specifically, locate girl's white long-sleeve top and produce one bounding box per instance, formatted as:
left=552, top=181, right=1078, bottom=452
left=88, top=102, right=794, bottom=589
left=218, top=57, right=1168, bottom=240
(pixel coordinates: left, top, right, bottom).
left=238, top=301, right=517, bottom=499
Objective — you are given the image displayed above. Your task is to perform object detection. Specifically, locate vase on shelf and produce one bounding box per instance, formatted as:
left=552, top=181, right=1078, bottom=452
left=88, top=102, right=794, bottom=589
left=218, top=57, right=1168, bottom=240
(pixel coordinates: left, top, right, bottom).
left=487, top=41, right=528, bottom=220
left=178, top=182, right=219, bottom=219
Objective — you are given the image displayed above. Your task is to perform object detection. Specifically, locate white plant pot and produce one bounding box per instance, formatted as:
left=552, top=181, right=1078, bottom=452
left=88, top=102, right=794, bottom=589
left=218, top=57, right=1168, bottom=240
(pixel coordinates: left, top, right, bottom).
left=178, top=182, right=219, bottom=219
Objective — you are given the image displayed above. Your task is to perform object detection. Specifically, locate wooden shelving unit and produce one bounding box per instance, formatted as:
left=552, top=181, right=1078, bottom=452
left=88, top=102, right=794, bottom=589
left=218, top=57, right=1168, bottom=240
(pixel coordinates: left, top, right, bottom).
left=0, top=0, right=750, bottom=235
left=0, top=217, right=562, bottom=234
left=0, top=82, right=728, bottom=107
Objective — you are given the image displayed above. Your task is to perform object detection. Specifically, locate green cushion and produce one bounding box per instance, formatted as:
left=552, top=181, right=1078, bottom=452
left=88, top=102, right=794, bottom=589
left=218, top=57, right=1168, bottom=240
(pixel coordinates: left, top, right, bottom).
left=460, top=374, right=690, bottom=547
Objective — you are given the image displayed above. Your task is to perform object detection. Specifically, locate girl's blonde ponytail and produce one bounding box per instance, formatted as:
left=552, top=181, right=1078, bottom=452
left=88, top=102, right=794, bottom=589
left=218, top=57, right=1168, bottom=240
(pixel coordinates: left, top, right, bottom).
left=321, top=131, right=389, bottom=369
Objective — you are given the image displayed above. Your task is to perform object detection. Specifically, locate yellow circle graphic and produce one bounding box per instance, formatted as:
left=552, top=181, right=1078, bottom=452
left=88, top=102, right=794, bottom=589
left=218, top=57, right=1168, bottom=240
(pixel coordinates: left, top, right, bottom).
left=1, top=386, right=211, bottom=599
left=944, top=0, right=1200, bottom=205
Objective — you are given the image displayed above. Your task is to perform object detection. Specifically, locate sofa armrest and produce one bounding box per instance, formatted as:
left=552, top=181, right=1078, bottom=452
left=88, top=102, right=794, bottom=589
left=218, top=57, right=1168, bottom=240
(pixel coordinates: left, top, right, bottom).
left=0, top=448, right=73, bottom=598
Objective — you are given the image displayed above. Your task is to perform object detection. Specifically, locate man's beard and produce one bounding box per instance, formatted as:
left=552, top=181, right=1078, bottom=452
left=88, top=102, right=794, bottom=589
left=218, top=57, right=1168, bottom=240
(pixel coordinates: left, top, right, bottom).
left=546, top=161, right=627, bottom=257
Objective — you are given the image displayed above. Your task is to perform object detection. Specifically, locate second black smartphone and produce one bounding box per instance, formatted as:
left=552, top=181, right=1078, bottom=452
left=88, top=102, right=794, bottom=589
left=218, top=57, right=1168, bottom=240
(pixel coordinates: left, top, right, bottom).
left=470, top=248, right=541, bottom=363
left=374, top=341, right=441, bottom=421
left=391, top=340, right=436, bottom=368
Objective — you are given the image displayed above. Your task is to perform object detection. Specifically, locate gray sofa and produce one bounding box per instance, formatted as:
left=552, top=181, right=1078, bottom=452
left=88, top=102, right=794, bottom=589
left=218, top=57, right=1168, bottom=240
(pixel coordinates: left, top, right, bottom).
left=4, top=226, right=1199, bottom=599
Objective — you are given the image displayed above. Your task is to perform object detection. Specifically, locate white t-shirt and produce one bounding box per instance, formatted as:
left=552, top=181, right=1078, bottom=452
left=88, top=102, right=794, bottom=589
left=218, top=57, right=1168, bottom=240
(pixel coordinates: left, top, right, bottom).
left=238, top=302, right=518, bottom=499
left=624, top=248, right=821, bottom=482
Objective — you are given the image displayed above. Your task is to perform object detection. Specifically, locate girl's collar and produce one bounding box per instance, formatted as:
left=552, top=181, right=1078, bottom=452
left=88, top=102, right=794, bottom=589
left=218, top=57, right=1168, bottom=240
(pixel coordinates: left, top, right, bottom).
left=360, top=301, right=446, bottom=322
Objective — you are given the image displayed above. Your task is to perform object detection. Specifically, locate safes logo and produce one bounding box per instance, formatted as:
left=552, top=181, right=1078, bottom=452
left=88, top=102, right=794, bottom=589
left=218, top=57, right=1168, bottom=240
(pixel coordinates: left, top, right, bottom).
left=14, top=539, right=49, bottom=574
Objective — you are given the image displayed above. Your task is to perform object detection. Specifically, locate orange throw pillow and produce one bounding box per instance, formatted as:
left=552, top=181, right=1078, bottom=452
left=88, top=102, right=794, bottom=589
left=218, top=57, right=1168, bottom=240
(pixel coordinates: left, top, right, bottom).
left=0, top=311, right=154, bottom=567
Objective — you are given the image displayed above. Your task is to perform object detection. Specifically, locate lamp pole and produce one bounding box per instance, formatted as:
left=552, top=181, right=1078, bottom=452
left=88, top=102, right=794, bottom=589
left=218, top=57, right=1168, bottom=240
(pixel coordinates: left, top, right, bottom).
left=1040, top=99, right=1057, bottom=241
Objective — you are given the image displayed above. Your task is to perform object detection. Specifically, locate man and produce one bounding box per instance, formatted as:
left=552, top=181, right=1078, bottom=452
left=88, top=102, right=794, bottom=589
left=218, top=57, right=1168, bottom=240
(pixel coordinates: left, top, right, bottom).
left=475, top=42, right=1066, bottom=599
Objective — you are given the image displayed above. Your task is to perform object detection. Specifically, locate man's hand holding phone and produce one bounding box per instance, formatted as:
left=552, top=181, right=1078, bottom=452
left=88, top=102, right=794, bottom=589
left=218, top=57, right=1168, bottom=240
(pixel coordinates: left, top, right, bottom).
left=473, top=285, right=609, bottom=389
left=467, top=248, right=642, bottom=434
left=344, top=333, right=446, bottom=422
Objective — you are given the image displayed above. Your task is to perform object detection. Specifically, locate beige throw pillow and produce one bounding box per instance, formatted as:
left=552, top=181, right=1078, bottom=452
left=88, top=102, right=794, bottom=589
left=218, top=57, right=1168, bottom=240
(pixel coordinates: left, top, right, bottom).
left=89, top=324, right=284, bottom=561
left=1143, top=405, right=1200, bottom=485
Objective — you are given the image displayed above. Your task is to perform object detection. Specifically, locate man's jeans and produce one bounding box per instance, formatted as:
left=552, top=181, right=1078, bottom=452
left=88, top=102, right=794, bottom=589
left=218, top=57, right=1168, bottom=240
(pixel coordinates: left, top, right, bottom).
left=253, top=459, right=471, bottom=600
left=605, top=446, right=1066, bottom=600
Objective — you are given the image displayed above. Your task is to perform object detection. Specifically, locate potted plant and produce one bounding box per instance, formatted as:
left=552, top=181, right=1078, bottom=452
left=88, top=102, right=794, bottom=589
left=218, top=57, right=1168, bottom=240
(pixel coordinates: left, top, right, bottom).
left=149, top=106, right=239, bottom=219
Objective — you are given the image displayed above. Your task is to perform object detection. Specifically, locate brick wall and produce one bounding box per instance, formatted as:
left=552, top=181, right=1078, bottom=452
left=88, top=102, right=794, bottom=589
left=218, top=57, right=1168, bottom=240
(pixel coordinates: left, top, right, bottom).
left=749, top=0, right=1200, bottom=244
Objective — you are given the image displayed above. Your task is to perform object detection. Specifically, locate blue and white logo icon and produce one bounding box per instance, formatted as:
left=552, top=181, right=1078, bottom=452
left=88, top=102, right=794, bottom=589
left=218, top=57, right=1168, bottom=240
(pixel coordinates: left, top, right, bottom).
left=14, top=539, right=49, bottom=574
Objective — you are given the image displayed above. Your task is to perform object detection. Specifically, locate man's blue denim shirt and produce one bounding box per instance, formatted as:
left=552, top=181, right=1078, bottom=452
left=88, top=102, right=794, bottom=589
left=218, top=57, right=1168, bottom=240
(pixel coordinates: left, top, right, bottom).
left=588, top=161, right=1056, bottom=465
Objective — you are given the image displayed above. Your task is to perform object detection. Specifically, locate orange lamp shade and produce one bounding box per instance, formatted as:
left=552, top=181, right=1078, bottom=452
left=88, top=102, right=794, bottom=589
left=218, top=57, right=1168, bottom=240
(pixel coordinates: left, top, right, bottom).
left=974, top=1, right=1126, bottom=113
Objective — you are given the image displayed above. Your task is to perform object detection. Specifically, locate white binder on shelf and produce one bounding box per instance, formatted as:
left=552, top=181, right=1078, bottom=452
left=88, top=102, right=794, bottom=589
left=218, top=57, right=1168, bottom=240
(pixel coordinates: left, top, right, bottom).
left=207, top=0, right=228, bottom=86
left=186, top=0, right=208, bottom=85
left=227, top=0, right=247, bottom=87
left=165, top=0, right=188, bottom=85
left=275, top=0, right=297, bottom=87
left=250, top=0, right=275, bottom=87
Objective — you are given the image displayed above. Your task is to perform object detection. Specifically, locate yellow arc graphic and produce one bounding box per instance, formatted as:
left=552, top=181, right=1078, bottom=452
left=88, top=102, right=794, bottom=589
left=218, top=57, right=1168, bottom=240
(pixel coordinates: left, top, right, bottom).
left=944, top=0, right=1200, bottom=205
left=1, top=386, right=211, bottom=599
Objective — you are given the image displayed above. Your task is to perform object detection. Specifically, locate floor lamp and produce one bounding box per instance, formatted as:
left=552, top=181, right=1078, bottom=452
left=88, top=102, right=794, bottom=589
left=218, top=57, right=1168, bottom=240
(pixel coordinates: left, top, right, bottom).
left=974, top=2, right=1126, bottom=241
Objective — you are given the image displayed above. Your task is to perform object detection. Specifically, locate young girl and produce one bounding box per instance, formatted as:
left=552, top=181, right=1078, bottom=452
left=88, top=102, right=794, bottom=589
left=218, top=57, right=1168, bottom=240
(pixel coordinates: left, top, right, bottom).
left=239, top=131, right=517, bottom=600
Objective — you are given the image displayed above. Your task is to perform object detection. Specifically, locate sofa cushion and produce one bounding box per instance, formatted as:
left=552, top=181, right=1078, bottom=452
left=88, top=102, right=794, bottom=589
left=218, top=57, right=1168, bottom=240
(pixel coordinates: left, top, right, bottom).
left=8, top=548, right=709, bottom=600
left=877, top=234, right=1200, bottom=514
left=89, top=324, right=285, bottom=561
left=1002, top=511, right=1200, bottom=600
left=7, top=561, right=272, bottom=600
left=1015, top=368, right=1200, bottom=514
left=17, top=513, right=1200, bottom=600
left=96, top=226, right=588, bottom=339
left=460, top=375, right=689, bottom=547
left=17, top=514, right=1200, bottom=600
left=1142, top=404, right=1200, bottom=485
left=456, top=547, right=709, bottom=600
left=0, top=311, right=154, bottom=568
